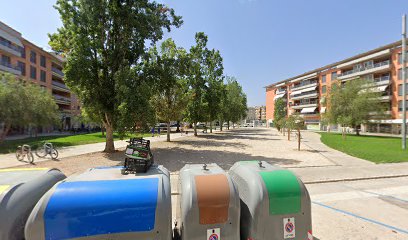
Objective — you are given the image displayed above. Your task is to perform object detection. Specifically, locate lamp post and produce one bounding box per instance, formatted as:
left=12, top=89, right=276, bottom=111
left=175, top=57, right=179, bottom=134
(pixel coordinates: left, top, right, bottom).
left=402, top=14, right=407, bottom=150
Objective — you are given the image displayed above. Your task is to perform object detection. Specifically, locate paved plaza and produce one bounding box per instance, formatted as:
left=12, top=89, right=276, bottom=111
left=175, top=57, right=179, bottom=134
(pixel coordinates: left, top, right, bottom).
left=1, top=128, right=408, bottom=239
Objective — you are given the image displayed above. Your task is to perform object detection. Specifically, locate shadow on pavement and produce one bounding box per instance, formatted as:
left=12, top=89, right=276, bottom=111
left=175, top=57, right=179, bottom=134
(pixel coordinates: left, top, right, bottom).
left=153, top=147, right=300, bottom=172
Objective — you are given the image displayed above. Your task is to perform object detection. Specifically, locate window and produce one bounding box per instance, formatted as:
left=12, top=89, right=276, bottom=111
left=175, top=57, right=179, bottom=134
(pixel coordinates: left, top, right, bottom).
left=20, top=47, right=26, bottom=58
left=398, top=84, right=408, bottom=96
left=30, top=66, right=36, bottom=79
left=1, top=55, right=10, bottom=65
left=40, top=55, right=46, bottom=67
left=398, top=51, right=408, bottom=64
left=322, top=85, right=327, bottom=94
left=40, top=70, right=46, bottom=82
left=331, top=72, right=337, bottom=80
left=322, top=75, right=326, bottom=83
left=398, top=100, right=408, bottom=112
left=17, top=61, right=25, bottom=76
left=398, top=68, right=408, bottom=80
left=30, top=50, right=36, bottom=64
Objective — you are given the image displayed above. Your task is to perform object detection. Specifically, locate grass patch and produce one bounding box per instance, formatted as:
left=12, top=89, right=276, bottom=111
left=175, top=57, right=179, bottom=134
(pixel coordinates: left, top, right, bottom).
left=320, top=132, right=408, bottom=163
left=0, top=132, right=152, bottom=154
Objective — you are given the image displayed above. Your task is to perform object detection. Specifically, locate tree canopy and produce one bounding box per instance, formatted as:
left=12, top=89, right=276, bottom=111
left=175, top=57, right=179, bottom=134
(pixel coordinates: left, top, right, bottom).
left=49, top=0, right=182, bottom=152
left=0, top=73, right=59, bottom=142
left=326, top=78, right=385, bottom=135
left=273, top=98, right=286, bottom=131
left=148, top=38, right=189, bottom=142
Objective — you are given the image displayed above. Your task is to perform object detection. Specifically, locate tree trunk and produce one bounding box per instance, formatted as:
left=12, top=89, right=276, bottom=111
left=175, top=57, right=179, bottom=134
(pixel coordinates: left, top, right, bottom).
left=342, top=126, right=346, bottom=140
left=0, top=123, right=11, bottom=143
left=210, top=122, right=213, bottom=133
left=220, top=120, right=223, bottom=131
left=297, top=129, right=301, bottom=151
left=288, top=128, right=290, bottom=141
left=194, top=122, right=197, bottom=136
left=227, top=122, right=230, bottom=130
left=176, top=121, right=180, bottom=133
left=283, top=127, right=285, bottom=136
left=101, top=125, right=105, bottom=136
left=104, top=122, right=115, bottom=153
left=167, top=122, right=171, bottom=142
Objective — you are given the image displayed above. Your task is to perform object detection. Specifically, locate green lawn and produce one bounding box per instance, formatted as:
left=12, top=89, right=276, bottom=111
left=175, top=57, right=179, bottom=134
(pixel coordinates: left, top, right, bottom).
left=0, top=132, right=152, bottom=154
left=320, top=132, right=408, bottom=163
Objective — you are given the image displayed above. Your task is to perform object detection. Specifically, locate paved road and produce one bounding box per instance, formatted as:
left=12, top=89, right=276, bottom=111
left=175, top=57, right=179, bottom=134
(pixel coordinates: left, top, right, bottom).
left=3, top=127, right=408, bottom=239
left=0, top=132, right=190, bottom=169
left=163, top=128, right=408, bottom=240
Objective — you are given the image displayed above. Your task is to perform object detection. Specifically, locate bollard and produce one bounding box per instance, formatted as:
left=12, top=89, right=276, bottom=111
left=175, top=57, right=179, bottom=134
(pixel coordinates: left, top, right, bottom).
left=25, top=165, right=172, bottom=240
left=0, top=168, right=66, bottom=240
left=179, top=163, right=240, bottom=240
left=229, top=161, right=312, bottom=240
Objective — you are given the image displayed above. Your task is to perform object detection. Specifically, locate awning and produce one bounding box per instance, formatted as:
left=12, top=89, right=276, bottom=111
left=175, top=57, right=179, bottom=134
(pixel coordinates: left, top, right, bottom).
left=0, top=28, right=23, bottom=47
left=301, top=107, right=317, bottom=113
left=274, top=93, right=285, bottom=100
left=360, top=85, right=389, bottom=93
left=320, top=107, right=326, bottom=113
left=290, top=90, right=303, bottom=96
left=301, top=86, right=317, bottom=92
left=373, top=85, right=389, bottom=92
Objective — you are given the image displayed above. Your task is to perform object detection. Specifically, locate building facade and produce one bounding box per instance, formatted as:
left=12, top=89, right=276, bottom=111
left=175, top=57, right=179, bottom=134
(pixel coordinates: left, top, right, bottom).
left=0, top=21, right=80, bottom=133
left=246, top=106, right=266, bottom=122
left=265, top=40, right=407, bottom=134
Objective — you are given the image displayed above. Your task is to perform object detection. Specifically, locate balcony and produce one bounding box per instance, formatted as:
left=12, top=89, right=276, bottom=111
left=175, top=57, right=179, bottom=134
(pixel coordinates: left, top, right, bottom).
left=291, top=81, right=318, bottom=91
left=291, top=90, right=318, bottom=100
left=53, top=94, right=71, bottom=105
left=52, top=67, right=64, bottom=78
left=291, top=101, right=318, bottom=110
left=0, top=39, right=22, bottom=57
left=0, top=60, right=21, bottom=75
left=52, top=80, right=70, bottom=93
left=338, top=60, right=390, bottom=80
left=373, top=75, right=390, bottom=86
left=379, top=95, right=392, bottom=102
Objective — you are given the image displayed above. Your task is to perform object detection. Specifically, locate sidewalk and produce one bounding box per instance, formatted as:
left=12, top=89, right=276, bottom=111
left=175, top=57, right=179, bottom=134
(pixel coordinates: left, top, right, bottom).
left=0, top=132, right=190, bottom=169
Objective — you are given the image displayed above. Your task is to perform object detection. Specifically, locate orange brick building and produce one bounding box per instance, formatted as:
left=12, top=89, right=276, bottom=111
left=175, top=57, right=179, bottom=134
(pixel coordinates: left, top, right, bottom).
left=265, top=40, right=407, bottom=134
left=0, top=21, right=80, bottom=132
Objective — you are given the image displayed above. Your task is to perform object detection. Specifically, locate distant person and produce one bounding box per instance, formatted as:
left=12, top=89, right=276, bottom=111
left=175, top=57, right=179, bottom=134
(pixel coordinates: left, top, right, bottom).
left=157, top=127, right=161, bottom=137
left=151, top=126, right=155, bottom=137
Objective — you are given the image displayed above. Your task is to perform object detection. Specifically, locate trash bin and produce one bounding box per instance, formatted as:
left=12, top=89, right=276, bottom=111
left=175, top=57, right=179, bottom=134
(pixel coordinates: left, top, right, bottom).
left=0, top=168, right=66, bottom=240
left=25, top=165, right=172, bottom=240
left=179, top=163, right=240, bottom=240
left=229, top=161, right=312, bottom=240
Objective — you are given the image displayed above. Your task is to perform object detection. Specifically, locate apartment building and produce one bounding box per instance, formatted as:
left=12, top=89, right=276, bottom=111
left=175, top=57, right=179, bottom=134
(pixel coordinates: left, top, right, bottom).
left=265, top=40, right=407, bottom=134
left=0, top=21, right=80, bottom=132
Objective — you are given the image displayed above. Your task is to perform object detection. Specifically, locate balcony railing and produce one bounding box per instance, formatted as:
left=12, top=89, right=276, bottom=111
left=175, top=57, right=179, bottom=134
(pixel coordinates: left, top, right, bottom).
left=0, top=37, right=22, bottom=54
left=0, top=60, right=21, bottom=75
left=52, top=67, right=64, bottom=77
left=339, top=60, right=390, bottom=78
left=291, top=90, right=318, bottom=100
left=53, top=94, right=71, bottom=104
left=292, top=81, right=318, bottom=90
left=293, top=101, right=318, bottom=106
left=52, top=81, right=70, bottom=90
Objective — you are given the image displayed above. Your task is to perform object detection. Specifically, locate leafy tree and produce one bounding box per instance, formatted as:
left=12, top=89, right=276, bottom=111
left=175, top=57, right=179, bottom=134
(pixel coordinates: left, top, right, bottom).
left=49, top=0, right=182, bottom=152
left=326, top=78, right=384, bottom=137
left=148, top=39, right=189, bottom=142
left=273, top=98, right=286, bottom=131
left=217, top=83, right=228, bottom=131
left=0, top=73, right=59, bottom=142
left=204, top=49, right=224, bottom=133
left=185, top=32, right=210, bottom=136
left=286, top=114, right=305, bottom=150
left=224, top=76, right=247, bottom=129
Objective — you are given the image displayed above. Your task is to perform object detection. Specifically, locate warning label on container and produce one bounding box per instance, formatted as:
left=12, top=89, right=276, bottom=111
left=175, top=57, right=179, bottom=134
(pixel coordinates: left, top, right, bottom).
left=207, top=228, right=220, bottom=240
left=283, top=217, right=295, bottom=239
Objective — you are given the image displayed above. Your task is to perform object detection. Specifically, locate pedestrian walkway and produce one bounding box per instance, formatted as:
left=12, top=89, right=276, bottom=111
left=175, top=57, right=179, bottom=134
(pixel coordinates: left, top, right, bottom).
left=0, top=132, right=190, bottom=169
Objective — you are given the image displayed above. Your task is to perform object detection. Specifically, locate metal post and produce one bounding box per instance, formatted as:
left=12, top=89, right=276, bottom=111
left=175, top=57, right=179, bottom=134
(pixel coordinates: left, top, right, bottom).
left=402, top=14, right=407, bottom=150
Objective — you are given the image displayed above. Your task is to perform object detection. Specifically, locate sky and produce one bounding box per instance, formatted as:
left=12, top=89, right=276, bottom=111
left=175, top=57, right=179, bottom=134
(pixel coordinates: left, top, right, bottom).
left=2, top=0, right=408, bottom=106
